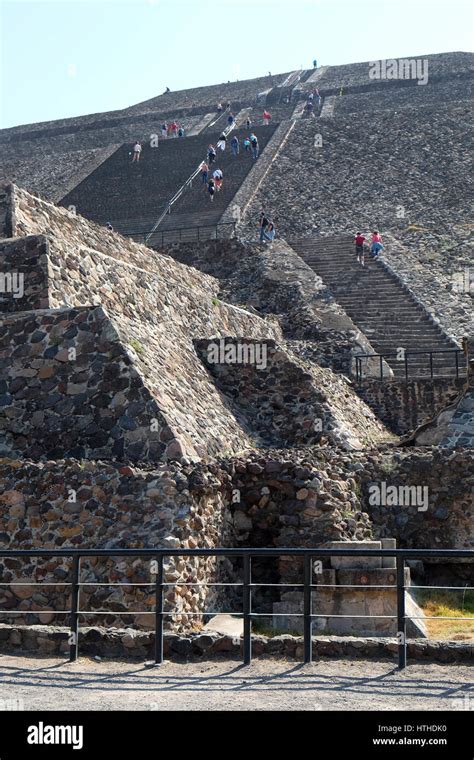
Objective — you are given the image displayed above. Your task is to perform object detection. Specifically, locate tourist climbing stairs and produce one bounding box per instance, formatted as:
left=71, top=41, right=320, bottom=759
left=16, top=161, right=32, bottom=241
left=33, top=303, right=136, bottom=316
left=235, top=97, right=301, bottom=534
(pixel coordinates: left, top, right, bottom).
left=60, top=126, right=277, bottom=243
left=291, top=235, right=463, bottom=379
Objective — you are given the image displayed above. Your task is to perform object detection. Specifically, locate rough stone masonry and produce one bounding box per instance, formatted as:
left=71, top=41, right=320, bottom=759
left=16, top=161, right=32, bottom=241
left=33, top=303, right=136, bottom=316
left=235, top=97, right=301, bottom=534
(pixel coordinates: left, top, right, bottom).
left=0, top=53, right=472, bottom=652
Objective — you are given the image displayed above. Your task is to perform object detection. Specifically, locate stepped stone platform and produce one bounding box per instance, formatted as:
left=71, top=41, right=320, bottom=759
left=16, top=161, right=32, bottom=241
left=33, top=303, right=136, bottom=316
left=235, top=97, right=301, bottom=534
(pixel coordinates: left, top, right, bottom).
left=0, top=184, right=391, bottom=463
left=0, top=70, right=293, bottom=204
left=0, top=54, right=472, bottom=645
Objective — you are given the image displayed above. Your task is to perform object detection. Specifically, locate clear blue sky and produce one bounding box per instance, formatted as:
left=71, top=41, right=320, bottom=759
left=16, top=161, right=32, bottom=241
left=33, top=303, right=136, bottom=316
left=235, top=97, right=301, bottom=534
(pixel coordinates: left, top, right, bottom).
left=0, top=0, right=472, bottom=128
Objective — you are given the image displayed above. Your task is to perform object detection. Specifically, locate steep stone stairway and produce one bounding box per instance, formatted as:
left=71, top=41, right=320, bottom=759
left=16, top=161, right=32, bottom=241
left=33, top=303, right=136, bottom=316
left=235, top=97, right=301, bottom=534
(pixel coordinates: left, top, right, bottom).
left=60, top=125, right=277, bottom=240
left=291, top=235, right=463, bottom=379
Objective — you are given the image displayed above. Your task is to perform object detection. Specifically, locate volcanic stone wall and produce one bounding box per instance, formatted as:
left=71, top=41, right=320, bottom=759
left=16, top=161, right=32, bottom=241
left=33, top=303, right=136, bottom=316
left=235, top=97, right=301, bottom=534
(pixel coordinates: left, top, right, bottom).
left=0, top=446, right=471, bottom=630
left=162, top=238, right=383, bottom=375
left=195, top=337, right=390, bottom=450
left=360, top=449, right=474, bottom=553
left=0, top=457, right=236, bottom=630
left=335, top=78, right=471, bottom=115
left=0, top=449, right=371, bottom=628
left=0, top=306, right=176, bottom=462
left=0, top=236, right=50, bottom=313
left=1, top=185, right=285, bottom=461
left=356, top=377, right=466, bottom=436
left=2, top=185, right=393, bottom=460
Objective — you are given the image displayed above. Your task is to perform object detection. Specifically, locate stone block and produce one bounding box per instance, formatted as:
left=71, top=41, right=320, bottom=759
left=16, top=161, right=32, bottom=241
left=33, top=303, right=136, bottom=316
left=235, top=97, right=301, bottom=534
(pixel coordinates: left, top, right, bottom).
left=381, top=538, right=397, bottom=568
left=328, top=541, right=382, bottom=569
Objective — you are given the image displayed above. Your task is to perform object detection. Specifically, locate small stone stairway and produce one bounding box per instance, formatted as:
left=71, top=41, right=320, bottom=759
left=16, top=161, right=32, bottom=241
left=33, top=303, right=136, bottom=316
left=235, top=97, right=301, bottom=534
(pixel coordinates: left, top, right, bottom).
left=291, top=235, right=463, bottom=379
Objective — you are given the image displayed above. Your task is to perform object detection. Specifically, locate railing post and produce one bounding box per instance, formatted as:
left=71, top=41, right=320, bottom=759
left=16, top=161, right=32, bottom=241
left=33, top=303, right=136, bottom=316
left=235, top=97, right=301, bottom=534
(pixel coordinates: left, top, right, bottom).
left=429, top=352, right=433, bottom=378
left=404, top=352, right=409, bottom=381
left=455, top=350, right=459, bottom=378
left=396, top=556, right=407, bottom=670
left=379, top=354, right=383, bottom=380
left=69, top=555, right=81, bottom=663
left=243, top=555, right=252, bottom=665
left=154, top=555, right=164, bottom=665
left=303, top=555, right=312, bottom=664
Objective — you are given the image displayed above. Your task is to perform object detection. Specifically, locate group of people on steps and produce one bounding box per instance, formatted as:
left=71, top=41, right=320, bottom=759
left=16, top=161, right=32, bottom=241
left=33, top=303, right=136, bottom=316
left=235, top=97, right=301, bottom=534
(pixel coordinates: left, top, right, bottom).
left=354, top=231, right=384, bottom=266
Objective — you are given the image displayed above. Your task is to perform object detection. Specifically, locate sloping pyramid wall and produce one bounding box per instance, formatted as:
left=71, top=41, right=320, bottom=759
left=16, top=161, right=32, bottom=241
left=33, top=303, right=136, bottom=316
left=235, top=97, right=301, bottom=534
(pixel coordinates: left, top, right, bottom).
left=0, top=184, right=281, bottom=461
left=0, top=184, right=391, bottom=463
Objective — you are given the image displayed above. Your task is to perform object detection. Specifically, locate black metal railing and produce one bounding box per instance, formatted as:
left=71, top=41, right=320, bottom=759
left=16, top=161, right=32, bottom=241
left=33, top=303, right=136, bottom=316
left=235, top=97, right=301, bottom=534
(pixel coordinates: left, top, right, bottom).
left=126, top=221, right=237, bottom=246
left=0, top=547, right=472, bottom=669
left=355, top=348, right=464, bottom=382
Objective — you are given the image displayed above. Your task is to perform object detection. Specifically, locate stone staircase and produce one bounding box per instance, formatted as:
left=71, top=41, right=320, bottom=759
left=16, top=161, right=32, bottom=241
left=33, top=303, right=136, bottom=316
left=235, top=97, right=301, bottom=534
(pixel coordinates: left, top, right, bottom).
left=291, top=236, right=463, bottom=379
left=60, top=126, right=277, bottom=237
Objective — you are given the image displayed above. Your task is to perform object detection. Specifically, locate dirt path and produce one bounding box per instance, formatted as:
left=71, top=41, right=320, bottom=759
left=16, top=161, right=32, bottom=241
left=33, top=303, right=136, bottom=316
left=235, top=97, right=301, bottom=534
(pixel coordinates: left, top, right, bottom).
left=0, top=655, right=472, bottom=711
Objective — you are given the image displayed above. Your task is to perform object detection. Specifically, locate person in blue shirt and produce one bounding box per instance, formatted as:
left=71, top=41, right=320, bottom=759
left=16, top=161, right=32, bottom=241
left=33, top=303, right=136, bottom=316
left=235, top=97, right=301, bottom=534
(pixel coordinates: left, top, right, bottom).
left=263, top=222, right=276, bottom=243
left=370, top=241, right=384, bottom=259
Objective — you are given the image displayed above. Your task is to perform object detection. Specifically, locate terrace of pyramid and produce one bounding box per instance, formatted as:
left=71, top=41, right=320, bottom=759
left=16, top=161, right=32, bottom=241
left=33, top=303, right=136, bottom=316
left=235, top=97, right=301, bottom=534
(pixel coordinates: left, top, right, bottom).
left=0, top=52, right=472, bottom=644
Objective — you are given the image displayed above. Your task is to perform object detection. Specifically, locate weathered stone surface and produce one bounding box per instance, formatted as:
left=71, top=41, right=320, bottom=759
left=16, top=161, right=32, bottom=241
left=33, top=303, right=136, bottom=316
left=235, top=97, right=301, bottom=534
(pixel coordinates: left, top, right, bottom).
left=0, top=623, right=471, bottom=662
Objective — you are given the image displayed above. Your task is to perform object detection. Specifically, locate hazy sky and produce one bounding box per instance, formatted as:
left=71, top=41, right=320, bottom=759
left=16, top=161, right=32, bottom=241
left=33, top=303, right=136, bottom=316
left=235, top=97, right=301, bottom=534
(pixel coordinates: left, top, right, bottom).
left=0, top=0, right=472, bottom=128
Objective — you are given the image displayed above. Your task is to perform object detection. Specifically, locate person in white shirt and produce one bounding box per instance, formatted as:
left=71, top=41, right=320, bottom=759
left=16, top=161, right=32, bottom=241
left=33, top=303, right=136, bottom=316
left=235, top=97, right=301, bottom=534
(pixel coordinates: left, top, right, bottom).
left=132, top=142, right=142, bottom=162
left=213, top=168, right=223, bottom=191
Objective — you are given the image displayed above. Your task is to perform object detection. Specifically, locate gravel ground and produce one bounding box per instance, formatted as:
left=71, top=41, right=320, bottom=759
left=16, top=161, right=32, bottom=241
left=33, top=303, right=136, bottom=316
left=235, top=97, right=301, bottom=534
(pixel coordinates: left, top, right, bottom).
left=0, top=655, right=472, bottom=711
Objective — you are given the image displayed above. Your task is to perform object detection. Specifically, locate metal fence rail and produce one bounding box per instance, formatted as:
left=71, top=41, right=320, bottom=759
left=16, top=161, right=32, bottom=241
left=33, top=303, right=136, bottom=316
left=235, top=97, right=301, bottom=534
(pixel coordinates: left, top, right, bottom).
left=355, top=348, right=464, bottom=382
left=126, top=221, right=237, bottom=246
left=0, top=547, right=472, bottom=669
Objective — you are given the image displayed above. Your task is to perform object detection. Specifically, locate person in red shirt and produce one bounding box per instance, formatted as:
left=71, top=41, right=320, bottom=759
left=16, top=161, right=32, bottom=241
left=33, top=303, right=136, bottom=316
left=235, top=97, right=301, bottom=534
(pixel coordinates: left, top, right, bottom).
left=354, top=232, right=366, bottom=266
left=263, top=110, right=271, bottom=125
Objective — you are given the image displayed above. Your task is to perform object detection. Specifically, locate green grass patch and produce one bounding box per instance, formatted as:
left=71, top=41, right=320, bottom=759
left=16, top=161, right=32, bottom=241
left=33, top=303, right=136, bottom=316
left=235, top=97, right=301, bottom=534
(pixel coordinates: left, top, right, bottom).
left=415, top=589, right=474, bottom=641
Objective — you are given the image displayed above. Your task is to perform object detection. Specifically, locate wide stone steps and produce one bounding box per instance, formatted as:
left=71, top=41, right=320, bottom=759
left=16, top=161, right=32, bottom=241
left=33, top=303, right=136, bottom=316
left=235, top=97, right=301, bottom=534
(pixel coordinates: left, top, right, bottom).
left=290, top=235, right=461, bottom=379
left=60, top=126, right=277, bottom=234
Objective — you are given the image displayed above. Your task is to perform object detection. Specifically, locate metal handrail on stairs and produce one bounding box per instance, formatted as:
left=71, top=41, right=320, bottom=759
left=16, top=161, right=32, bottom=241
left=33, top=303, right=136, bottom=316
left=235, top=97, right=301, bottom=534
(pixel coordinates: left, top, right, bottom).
left=355, top=348, right=464, bottom=382
left=145, top=108, right=237, bottom=245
